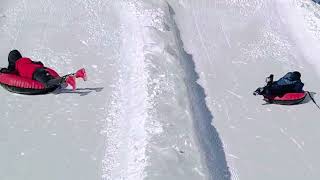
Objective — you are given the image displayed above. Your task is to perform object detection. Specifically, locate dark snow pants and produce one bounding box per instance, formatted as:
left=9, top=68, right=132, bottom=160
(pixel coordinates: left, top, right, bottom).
left=33, top=68, right=62, bottom=88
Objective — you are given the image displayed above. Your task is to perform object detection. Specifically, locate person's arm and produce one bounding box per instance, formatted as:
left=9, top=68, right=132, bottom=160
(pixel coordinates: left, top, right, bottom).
left=253, top=87, right=265, bottom=96
left=265, top=74, right=274, bottom=86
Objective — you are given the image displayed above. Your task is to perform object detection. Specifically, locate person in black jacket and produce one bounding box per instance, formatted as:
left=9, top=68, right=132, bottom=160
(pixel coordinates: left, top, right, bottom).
left=254, top=71, right=304, bottom=96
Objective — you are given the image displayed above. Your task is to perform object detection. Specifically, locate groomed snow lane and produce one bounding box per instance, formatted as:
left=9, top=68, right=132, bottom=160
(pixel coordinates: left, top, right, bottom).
left=168, top=0, right=320, bottom=179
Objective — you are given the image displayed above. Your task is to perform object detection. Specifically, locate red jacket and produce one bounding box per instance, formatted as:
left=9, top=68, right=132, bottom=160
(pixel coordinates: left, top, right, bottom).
left=15, top=58, right=44, bottom=79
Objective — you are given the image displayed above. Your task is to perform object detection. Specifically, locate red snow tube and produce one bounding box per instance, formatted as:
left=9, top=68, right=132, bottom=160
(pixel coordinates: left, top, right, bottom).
left=0, top=68, right=60, bottom=95
left=263, top=92, right=307, bottom=105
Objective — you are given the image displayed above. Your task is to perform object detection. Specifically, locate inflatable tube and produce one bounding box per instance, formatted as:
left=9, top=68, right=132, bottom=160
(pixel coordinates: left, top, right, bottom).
left=0, top=68, right=60, bottom=95
left=263, top=92, right=307, bottom=105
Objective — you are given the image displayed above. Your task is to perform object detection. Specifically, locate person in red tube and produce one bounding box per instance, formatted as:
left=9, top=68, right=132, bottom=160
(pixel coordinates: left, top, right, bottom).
left=0, top=49, right=77, bottom=90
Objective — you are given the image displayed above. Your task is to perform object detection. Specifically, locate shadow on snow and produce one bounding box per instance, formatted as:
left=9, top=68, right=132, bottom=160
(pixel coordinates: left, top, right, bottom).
left=168, top=4, right=231, bottom=180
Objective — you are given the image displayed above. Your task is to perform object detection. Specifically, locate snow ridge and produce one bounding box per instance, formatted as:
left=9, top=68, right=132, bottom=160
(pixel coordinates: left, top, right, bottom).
left=102, top=1, right=149, bottom=179
left=102, top=1, right=231, bottom=179
left=166, top=4, right=231, bottom=180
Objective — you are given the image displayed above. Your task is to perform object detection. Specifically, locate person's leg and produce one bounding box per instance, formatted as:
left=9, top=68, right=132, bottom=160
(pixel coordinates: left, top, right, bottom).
left=265, top=84, right=292, bottom=96
left=33, top=68, right=62, bottom=88
left=8, top=50, right=22, bottom=71
left=33, top=68, right=77, bottom=90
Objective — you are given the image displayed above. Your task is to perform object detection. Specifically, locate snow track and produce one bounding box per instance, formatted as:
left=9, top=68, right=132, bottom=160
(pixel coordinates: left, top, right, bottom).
left=102, top=1, right=148, bottom=179
left=103, top=1, right=230, bottom=179
left=168, top=5, right=231, bottom=180
left=168, top=0, right=320, bottom=179
left=3, top=0, right=320, bottom=179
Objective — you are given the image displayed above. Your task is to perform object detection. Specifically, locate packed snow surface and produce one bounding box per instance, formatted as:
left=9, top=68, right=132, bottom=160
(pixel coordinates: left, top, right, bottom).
left=1, top=0, right=320, bottom=180
left=168, top=0, right=320, bottom=179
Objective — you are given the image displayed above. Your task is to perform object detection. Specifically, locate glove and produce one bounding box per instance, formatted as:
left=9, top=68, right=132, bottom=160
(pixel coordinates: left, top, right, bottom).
left=0, top=68, right=10, bottom=73
left=0, top=68, right=17, bottom=74
left=265, top=74, right=274, bottom=85
left=253, top=87, right=264, bottom=96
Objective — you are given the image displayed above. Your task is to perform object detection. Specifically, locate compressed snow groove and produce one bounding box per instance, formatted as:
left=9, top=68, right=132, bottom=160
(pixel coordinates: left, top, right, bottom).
left=166, top=4, right=232, bottom=180
left=102, top=1, right=148, bottom=180
left=102, top=0, right=231, bottom=179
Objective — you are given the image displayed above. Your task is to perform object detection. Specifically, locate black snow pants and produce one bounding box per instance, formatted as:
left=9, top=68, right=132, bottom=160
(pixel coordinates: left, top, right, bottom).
left=33, top=68, right=62, bottom=88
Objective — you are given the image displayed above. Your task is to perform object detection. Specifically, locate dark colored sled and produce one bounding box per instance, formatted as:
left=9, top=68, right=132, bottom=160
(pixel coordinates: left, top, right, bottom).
left=263, top=92, right=307, bottom=105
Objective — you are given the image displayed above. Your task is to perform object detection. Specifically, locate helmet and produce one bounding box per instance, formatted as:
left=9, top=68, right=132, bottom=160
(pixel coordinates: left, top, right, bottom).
left=292, top=71, right=301, bottom=79
left=8, top=49, right=22, bottom=63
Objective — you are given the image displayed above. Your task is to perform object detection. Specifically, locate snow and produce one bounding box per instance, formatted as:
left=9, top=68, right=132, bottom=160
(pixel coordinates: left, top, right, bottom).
left=0, top=0, right=118, bottom=179
left=102, top=2, right=149, bottom=179
left=168, top=0, right=320, bottom=179
left=277, top=0, right=320, bottom=75
left=2, top=0, right=320, bottom=180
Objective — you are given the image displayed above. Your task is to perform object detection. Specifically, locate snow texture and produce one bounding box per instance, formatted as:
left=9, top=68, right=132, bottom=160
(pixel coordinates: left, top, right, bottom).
left=1, top=0, right=320, bottom=180
left=168, top=0, right=320, bottom=179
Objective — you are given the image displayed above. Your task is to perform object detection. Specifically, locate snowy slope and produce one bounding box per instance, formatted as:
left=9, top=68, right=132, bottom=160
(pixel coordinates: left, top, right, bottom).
left=2, top=0, right=320, bottom=180
left=168, top=0, right=320, bottom=179
left=0, top=0, right=119, bottom=179
left=1, top=0, right=225, bottom=180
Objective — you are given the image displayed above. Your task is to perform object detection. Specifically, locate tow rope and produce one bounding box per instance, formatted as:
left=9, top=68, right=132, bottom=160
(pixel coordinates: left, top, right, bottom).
left=307, top=91, right=320, bottom=110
